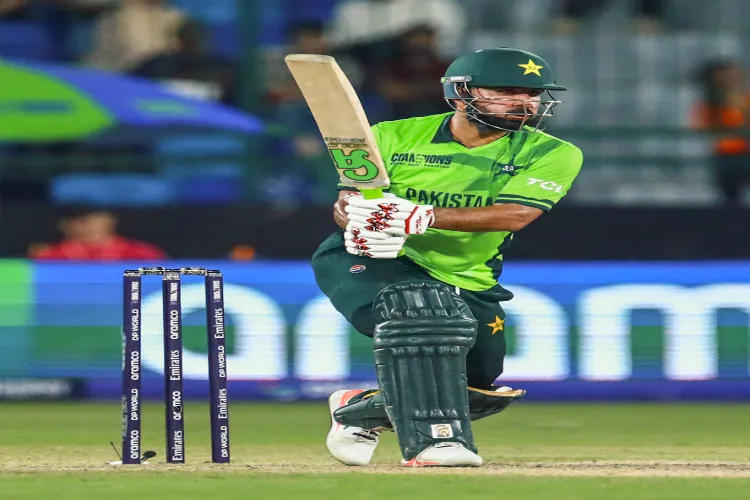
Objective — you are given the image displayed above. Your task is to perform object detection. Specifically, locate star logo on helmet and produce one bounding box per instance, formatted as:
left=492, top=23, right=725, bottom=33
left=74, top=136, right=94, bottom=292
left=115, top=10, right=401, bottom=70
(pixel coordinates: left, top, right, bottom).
left=518, top=59, right=543, bottom=76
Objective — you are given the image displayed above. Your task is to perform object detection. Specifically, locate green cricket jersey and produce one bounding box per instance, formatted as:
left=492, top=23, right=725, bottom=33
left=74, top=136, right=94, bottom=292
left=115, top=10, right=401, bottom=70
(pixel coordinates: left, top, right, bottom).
left=346, top=112, right=583, bottom=291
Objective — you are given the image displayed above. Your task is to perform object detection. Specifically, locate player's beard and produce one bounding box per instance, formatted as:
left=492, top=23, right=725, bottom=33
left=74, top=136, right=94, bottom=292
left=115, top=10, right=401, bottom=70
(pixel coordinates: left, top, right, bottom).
left=467, top=103, right=537, bottom=133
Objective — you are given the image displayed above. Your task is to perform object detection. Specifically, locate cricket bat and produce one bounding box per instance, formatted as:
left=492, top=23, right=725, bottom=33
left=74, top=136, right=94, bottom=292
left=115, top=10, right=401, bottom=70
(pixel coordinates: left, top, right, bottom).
left=285, top=54, right=389, bottom=200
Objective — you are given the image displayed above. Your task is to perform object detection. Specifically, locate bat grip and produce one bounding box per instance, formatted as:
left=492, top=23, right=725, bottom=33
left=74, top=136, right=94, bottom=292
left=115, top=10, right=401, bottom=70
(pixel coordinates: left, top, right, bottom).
left=361, top=188, right=384, bottom=200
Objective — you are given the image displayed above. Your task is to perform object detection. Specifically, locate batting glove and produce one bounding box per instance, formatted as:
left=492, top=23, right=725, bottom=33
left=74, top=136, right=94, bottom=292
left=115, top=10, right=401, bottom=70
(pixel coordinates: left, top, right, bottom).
left=345, top=194, right=435, bottom=236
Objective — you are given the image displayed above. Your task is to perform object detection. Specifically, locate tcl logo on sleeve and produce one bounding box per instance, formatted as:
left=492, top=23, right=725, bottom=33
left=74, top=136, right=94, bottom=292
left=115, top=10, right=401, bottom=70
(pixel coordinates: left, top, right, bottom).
left=526, top=178, right=566, bottom=194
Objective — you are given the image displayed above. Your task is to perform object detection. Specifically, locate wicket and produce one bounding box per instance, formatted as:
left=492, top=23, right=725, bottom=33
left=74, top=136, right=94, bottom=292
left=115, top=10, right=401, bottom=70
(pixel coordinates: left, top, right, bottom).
left=121, top=267, right=230, bottom=465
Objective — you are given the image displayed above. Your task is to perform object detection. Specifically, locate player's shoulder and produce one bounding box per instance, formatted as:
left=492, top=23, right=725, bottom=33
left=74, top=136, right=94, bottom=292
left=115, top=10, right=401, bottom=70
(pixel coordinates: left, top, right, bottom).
left=519, top=129, right=583, bottom=173
left=526, top=129, right=583, bottom=158
left=373, top=113, right=452, bottom=134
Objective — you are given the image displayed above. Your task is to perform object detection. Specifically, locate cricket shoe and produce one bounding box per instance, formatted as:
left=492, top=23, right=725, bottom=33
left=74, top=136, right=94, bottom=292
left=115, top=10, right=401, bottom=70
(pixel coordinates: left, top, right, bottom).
left=402, top=442, right=483, bottom=467
left=326, top=389, right=381, bottom=466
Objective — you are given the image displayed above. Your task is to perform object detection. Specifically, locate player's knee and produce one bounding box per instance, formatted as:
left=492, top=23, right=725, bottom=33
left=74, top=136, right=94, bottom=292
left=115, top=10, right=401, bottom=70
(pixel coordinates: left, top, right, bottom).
left=350, top=304, right=376, bottom=337
left=372, top=281, right=478, bottom=342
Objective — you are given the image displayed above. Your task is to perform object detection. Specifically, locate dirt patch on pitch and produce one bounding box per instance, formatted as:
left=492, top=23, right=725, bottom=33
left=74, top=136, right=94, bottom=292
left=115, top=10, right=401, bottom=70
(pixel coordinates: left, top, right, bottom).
left=481, top=461, right=750, bottom=477
left=2, top=461, right=750, bottom=478
left=246, top=461, right=750, bottom=477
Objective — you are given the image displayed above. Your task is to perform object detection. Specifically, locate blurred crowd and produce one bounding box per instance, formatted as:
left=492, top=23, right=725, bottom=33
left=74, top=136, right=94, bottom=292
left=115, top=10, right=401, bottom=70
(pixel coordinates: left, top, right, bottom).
left=1, top=0, right=750, bottom=218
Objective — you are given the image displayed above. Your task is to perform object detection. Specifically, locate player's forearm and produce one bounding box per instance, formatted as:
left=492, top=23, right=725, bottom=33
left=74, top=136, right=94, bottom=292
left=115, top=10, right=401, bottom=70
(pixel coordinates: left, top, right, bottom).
left=432, top=204, right=542, bottom=233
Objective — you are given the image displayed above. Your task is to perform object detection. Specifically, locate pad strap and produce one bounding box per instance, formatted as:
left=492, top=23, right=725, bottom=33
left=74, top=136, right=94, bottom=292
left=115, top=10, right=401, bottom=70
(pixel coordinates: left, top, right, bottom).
left=334, top=386, right=526, bottom=428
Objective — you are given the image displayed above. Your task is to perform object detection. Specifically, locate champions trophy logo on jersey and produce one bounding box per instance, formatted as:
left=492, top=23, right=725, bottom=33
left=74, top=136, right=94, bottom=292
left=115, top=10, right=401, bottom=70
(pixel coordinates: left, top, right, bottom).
left=390, top=153, right=453, bottom=168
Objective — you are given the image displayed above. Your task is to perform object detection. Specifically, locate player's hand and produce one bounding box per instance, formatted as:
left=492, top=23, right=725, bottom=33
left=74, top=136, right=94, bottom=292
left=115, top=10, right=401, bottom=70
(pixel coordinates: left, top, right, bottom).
left=344, top=222, right=406, bottom=259
left=345, top=194, right=435, bottom=236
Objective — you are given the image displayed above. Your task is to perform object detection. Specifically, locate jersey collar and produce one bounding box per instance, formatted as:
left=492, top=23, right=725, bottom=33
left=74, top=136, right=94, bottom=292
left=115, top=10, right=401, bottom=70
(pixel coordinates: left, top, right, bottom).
left=431, top=113, right=457, bottom=144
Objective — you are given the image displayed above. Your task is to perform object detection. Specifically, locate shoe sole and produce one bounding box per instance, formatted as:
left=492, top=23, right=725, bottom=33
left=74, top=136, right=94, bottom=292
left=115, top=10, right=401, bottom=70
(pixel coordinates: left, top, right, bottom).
left=402, top=459, right=482, bottom=467
left=402, top=445, right=483, bottom=467
left=326, top=389, right=368, bottom=466
left=402, top=458, right=442, bottom=467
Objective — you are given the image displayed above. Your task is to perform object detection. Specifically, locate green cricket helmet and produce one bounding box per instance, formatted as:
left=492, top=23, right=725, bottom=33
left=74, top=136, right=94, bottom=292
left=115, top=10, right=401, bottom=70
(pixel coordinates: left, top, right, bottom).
left=442, top=48, right=566, bottom=132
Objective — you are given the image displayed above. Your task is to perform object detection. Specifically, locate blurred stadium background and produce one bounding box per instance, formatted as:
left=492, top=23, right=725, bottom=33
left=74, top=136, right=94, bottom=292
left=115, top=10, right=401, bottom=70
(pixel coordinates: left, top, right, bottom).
left=0, top=0, right=749, bottom=413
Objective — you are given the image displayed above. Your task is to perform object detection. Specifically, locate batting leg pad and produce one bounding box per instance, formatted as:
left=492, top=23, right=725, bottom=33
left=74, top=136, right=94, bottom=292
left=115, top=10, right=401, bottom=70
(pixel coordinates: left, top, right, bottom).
left=373, top=281, right=478, bottom=460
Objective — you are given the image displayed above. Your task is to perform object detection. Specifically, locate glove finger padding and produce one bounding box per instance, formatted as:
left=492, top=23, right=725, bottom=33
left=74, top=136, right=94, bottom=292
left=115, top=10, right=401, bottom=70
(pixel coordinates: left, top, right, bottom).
left=344, top=234, right=407, bottom=246
left=345, top=241, right=405, bottom=254
left=344, top=246, right=404, bottom=259
left=345, top=205, right=412, bottom=221
left=346, top=198, right=434, bottom=236
left=346, top=209, right=408, bottom=235
left=345, top=226, right=405, bottom=259
left=345, top=222, right=395, bottom=241
left=349, top=217, right=406, bottom=236
left=347, top=212, right=407, bottom=229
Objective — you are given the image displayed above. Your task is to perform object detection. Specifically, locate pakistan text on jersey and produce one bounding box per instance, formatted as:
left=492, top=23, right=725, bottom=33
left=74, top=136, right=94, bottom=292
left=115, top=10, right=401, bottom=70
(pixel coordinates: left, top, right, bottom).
left=390, top=153, right=453, bottom=167
left=404, top=188, right=494, bottom=207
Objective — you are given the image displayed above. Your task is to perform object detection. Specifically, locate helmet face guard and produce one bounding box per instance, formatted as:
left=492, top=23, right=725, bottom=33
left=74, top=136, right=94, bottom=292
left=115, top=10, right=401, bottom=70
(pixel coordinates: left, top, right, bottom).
left=442, top=76, right=561, bottom=133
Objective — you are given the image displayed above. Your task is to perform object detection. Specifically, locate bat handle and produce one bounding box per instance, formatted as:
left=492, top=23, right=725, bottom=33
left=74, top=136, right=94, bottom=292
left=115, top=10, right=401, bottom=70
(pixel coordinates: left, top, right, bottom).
left=361, top=188, right=384, bottom=200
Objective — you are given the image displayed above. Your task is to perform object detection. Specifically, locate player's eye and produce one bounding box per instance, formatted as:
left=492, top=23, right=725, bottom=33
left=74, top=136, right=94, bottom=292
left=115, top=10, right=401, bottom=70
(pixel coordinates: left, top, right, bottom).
left=504, top=88, right=543, bottom=98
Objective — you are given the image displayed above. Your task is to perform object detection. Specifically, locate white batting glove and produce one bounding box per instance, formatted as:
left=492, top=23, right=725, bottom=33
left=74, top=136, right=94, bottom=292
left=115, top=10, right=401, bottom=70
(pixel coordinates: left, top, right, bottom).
left=344, top=223, right=406, bottom=259
left=345, top=194, right=435, bottom=236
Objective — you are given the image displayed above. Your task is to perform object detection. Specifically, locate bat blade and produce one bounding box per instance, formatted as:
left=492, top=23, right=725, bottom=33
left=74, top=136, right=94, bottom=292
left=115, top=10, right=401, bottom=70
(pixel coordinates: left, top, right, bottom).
left=285, top=54, right=389, bottom=198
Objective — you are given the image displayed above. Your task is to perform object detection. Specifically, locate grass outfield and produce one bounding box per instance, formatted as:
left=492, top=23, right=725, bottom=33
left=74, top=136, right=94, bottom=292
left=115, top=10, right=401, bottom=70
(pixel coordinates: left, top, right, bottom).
left=0, top=402, right=749, bottom=499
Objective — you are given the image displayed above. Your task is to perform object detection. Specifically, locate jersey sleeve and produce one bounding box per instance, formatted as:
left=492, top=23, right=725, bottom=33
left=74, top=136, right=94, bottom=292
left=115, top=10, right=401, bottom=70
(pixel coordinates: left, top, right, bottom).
left=495, top=143, right=583, bottom=211
left=371, top=122, right=388, bottom=164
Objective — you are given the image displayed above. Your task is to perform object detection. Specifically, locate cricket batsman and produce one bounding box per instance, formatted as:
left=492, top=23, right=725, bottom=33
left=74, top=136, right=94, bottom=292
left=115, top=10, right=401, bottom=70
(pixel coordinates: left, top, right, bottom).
left=311, top=48, right=583, bottom=467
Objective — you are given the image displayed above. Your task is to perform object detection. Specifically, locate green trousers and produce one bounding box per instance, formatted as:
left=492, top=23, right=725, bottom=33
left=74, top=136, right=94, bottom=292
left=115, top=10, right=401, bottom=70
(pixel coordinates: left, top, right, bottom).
left=311, top=232, right=511, bottom=389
